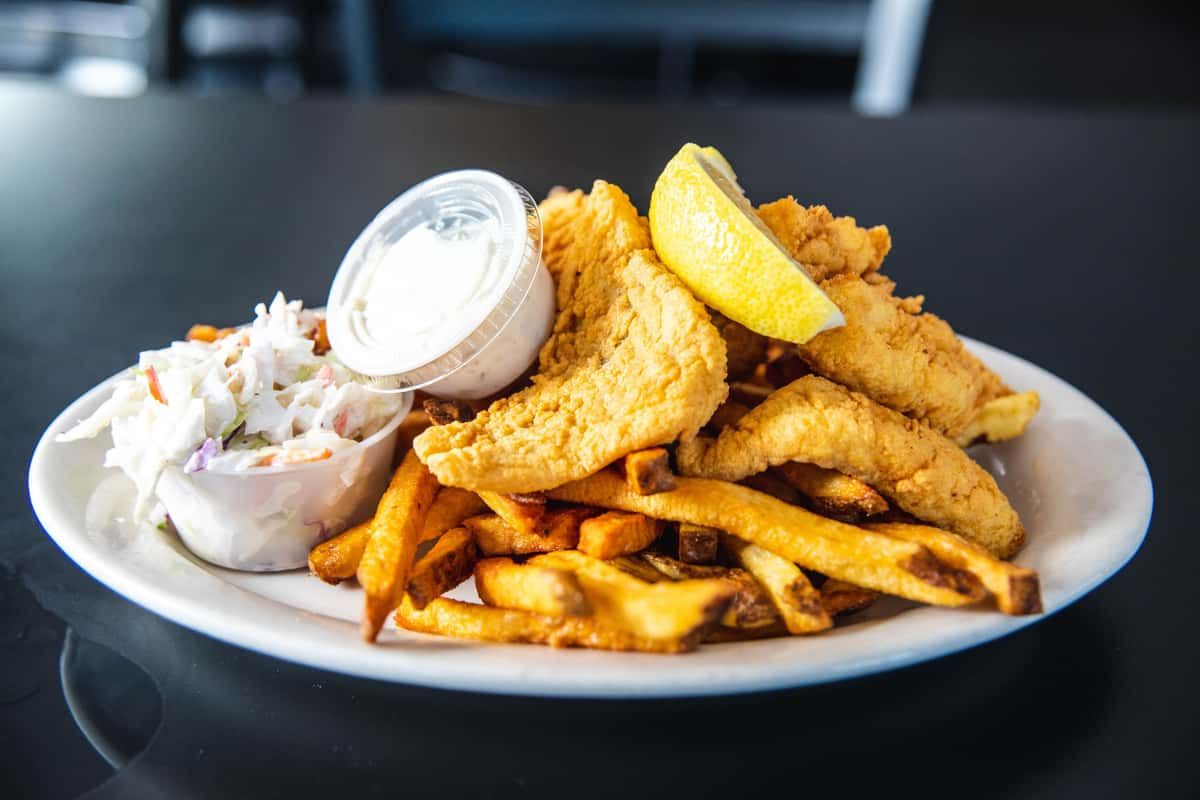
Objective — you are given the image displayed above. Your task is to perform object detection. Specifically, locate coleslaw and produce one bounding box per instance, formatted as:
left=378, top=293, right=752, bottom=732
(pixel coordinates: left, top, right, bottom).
left=57, top=292, right=407, bottom=519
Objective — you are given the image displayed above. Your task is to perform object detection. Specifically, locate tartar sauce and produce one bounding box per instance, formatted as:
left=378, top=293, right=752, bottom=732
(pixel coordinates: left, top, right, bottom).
left=343, top=218, right=505, bottom=370
left=326, top=169, right=554, bottom=399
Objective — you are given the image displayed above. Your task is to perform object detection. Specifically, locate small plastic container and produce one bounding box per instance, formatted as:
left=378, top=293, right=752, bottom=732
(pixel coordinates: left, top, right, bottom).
left=154, top=393, right=411, bottom=571
left=325, top=170, right=555, bottom=399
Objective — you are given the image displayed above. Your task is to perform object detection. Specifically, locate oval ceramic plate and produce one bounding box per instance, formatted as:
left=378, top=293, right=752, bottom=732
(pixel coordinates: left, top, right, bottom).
left=29, top=340, right=1152, bottom=698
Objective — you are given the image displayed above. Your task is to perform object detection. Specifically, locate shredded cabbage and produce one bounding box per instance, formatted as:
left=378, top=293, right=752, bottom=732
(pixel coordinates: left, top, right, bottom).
left=57, top=292, right=406, bottom=518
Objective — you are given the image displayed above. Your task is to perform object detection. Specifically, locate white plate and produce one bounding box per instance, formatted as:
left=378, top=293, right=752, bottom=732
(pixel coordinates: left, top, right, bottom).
left=29, top=339, right=1152, bottom=698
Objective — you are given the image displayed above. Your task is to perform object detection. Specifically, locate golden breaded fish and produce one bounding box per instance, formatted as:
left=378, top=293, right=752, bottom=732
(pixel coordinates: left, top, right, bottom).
left=677, top=375, right=1025, bottom=558
left=414, top=181, right=728, bottom=493
left=757, top=197, right=1024, bottom=439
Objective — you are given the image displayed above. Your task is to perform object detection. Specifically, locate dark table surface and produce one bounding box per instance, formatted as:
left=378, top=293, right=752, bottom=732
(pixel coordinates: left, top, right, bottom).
left=2, top=78, right=1196, bottom=798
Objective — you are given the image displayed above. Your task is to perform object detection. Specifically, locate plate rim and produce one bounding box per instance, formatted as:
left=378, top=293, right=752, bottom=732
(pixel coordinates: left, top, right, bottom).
left=28, top=338, right=1154, bottom=698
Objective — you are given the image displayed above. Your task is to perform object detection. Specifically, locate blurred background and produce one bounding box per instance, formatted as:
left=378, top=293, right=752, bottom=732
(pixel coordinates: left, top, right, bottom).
left=0, top=0, right=1195, bottom=113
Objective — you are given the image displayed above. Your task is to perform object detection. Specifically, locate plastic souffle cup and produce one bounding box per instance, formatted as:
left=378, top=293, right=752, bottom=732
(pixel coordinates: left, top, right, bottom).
left=154, top=392, right=412, bottom=572
left=325, top=169, right=555, bottom=400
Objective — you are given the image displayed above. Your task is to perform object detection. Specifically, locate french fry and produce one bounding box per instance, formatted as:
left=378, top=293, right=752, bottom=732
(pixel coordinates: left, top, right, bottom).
left=954, top=391, right=1041, bottom=447
left=185, top=324, right=237, bottom=342
left=739, top=471, right=805, bottom=505
left=356, top=449, right=440, bottom=642
left=313, top=318, right=330, bottom=354
left=307, top=488, right=484, bottom=585
left=307, top=520, right=372, bottom=585
left=608, top=555, right=669, bottom=583
left=396, top=409, right=431, bottom=458
left=465, top=507, right=594, bottom=556
left=705, top=400, right=753, bottom=432
left=865, top=522, right=1042, bottom=615
left=422, top=397, right=475, bottom=426
left=420, top=487, right=489, bottom=543
left=475, top=557, right=591, bottom=618
left=530, top=550, right=736, bottom=641
left=711, top=311, right=768, bottom=381
left=639, top=551, right=778, bottom=630
left=820, top=579, right=879, bottom=616
left=578, top=511, right=663, bottom=559
left=721, top=534, right=831, bottom=634
left=405, top=528, right=478, bottom=610
left=478, top=491, right=546, bottom=535
left=395, top=596, right=696, bottom=653
left=678, top=522, right=720, bottom=564
left=547, top=470, right=985, bottom=608
left=774, top=462, right=889, bottom=521
left=764, top=350, right=810, bottom=388
left=703, top=623, right=790, bottom=643
left=728, top=380, right=774, bottom=407
left=622, top=448, right=677, bottom=495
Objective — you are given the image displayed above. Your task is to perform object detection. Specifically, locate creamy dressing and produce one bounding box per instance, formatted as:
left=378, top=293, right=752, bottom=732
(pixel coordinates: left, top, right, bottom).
left=326, top=170, right=555, bottom=399
left=342, top=219, right=505, bottom=369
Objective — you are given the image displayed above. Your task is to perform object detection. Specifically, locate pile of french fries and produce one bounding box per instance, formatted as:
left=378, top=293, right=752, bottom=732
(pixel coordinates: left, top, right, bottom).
left=310, top=383, right=1042, bottom=653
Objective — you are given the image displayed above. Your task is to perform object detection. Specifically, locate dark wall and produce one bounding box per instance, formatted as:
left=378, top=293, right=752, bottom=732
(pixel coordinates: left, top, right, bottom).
left=919, top=1, right=1200, bottom=108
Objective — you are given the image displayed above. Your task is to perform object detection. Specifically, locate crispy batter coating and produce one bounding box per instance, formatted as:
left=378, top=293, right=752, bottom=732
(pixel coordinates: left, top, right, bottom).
left=710, top=311, right=768, bottom=381
left=756, top=198, right=892, bottom=283
left=757, top=197, right=1016, bottom=437
left=676, top=376, right=1025, bottom=558
left=414, top=181, right=728, bottom=492
left=808, top=275, right=1011, bottom=436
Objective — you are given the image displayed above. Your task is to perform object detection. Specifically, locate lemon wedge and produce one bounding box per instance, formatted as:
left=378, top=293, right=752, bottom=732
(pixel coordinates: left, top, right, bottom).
left=649, top=143, right=844, bottom=343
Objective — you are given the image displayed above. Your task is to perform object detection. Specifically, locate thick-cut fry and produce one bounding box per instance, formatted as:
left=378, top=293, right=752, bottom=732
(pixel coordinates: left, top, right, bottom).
left=186, top=324, right=237, bottom=342
left=639, top=552, right=778, bottom=630
left=307, top=520, right=372, bottom=585
left=578, top=511, right=663, bottom=559
left=774, top=461, right=889, bottom=521
left=313, top=318, right=330, bottom=354
left=530, top=550, right=736, bottom=640
left=711, top=311, right=768, bottom=381
left=465, top=507, right=594, bottom=556
left=423, top=397, right=476, bottom=426
left=305, top=486, right=484, bottom=591
left=548, top=470, right=985, bottom=607
left=678, top=522, right=720, bottom=564
left=703, top=623, right=790, bottom=643
left=420, top=487, right=489, bottom=543
left=622, top=448, right=677, bottom=495
left=396, top=409, right=432, bottom=458
left=478, top=491, right=546, bottom=535
left=865, top=522, right=1042, bottom=615
left=395, top=596, right=695, bottom=653
left=739, top=471, right=804, bottom=505
left=609, top=555, right=668, bottom=583
left=955, top=391, right=1041, bottom=447
left=357, top=449, right=440, bottom=642
left=764, top=351, right=810, bottom=389
left=677, top=375, right=1025, bottom=558
left=722, top=534, right=831, bottom=634
left=405, top=528, right=478, bottom=610
left=820, top=579, right=880, bottom=616
left=706, top=400, right=753, bottom=432
left=475, top=557, right=591, bottom=618
left=728, top=380, right=774, bottom=406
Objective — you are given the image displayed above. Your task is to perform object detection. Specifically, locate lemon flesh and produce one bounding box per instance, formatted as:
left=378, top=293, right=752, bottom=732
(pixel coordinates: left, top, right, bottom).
left=649, top=143, right=844, bottom=343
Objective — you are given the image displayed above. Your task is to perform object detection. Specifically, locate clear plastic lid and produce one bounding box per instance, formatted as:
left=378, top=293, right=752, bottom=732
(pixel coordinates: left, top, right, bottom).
left=325, top=170, right=543, bottom=392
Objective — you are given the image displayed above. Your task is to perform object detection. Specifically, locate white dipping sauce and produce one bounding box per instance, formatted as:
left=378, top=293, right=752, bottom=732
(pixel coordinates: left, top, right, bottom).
left=326, top=170, right=555, bottom=399
left=348, top=219, right=505, bottom=367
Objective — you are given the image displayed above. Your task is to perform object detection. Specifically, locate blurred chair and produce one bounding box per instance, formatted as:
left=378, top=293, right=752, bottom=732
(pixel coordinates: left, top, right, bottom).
left=0, top=0, right=168, bottom=96
left=338, top=0, right=931, bottom=114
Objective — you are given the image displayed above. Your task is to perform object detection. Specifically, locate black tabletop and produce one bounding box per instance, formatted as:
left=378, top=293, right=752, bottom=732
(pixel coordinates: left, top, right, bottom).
left=3, top=78, right=1196, bottom=798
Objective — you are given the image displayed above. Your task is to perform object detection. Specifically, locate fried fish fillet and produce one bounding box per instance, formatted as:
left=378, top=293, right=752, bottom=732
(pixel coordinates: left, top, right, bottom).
left=676, top=375, right=1025, bottom=558
left=757, top=198, right=1023, bottom=439
left=414, top=181, right=728, bottom=493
